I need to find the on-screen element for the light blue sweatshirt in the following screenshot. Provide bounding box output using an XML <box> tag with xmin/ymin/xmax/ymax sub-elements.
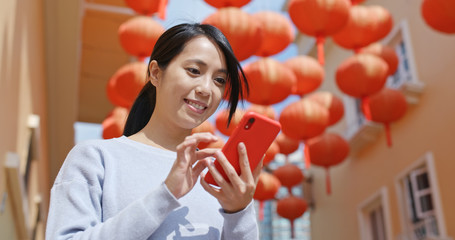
<box><xmin>45</xmin><ymin>136</ymin><xmax>258</xmax><ymax>239</ymax></box>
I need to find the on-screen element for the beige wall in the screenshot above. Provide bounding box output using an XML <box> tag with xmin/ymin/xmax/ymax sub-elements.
<box><xmin>1</xmin><ymin>0</ymin><xmax>81</xmax><ymax>239</ymax></box>
<box><xmin>310</xmin><ymin>0</ymin><xmax>455</xmax><ymax>239</ymax></box>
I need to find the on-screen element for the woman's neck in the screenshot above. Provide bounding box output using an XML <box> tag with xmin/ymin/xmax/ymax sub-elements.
<box><xmin>128</xmin><ymin>116</ymin><xmax>192</xmax><ymax>152</ymax></box>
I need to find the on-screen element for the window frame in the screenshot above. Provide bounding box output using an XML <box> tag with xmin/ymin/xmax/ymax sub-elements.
<box><xmin>357</xmin><ymin>187</ymin><xmax>393</xmax><ymax>240</ymax></box>
<box><xmin>394</xmin><ymin>152</ymin><xmax>448</xmax><ymax>239</ymax></box>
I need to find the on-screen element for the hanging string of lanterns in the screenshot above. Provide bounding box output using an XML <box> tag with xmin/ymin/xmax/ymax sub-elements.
<box><xmin>98</xmin><ymin>0</ymin><xmax>439</xmax><ymax>234</ymax></box>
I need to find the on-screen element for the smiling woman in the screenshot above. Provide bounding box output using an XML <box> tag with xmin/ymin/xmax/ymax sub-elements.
<box><xmin>45</xmin><ymin>23</ymin><xmax>260</xmax><ymax>240</ymax></box>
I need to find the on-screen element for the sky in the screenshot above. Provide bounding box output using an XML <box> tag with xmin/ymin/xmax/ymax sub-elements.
<box><xmin>75</xmin><ymin>0</ymin><xmax>301</xmax><ymax>144</ymax></box>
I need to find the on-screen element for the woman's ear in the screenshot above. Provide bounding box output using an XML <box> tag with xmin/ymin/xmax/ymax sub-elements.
<box><xmin>148</xmin><ymin>60</ymin><xmax>161</xmax><ymax>87</ymax></box>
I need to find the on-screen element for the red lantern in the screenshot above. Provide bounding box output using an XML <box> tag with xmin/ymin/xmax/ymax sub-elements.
<box><xmin>118</xmin><ymin>16</ymin><xmax>165</xmax><ymax>60</ymax></box>
<box><xmin>263</xmin><ymin>141</ymin><xmax>280</xmax><ymax>165</ymax></box>
<box><xmin>253</xmin><ymin>11</ymin><xmax>295</xmax><ymax>57</ymax></box>
<box><xmin>204</xmin><ymin>135</ymin><xmax>225</xmax><ymax>149</ymax></box>
<box><xmin>279</xmin><ymin>98</ymin><xmax>329</xmax><ymax>141</ymax></box>
<box><xmin>203</xmin><ymin>7</ymin><xmax>262</xmax><ymax>61</ymax></box>
<box><xmin>124</xmin><ymin>0</ymin><xmax>168</xmax><ymax>19</ymax></box>
<box><xmin>359</xmin><ymin>43</ymin><xmax>399</xmax><ymax>76</ymax></box>
<box><xmin>307</xmin><ymin>91</ymin><xmax>345</xmax><ymax>126</ymax></box>
<box><xmin>335</xmin><ymin>53</ymin><xmax>389</xmax><ymax>98</ymax></box>
<box><xmin>422</xmin><ymin>0</ymin><xmax>455</xmax><ymax>34</ymax></box>
<box><xmin>247</xmin><ymin>104</ymin><xmax>276</xmax><ymax>120</ymax></box>
<box><xmin>243</xmin><ymin>58</ymin><xmax>296</xmax><ymax>105</ymax></box>
<box><xmin>288</xmin><ymin>0</ymin><xmax>351</xmax><ymax>64</ymax></box>
<box><xmin>215</xmin><ymin>108</ymin><xmax>245</xmax><ymax>136</ymax></box>
<box><xmin>273</xmin><ymin>164</ymin><xmax>304</xmax><ymax>193</ymax></box>
<box><xmin>107</xmin><ymin>61</ymin><xmax>148</xmax><ymax>108</ymax></box>
<box><xmin>192</xmin><ymin>121</ymin><xmax>216</xmax><ymax>149</ymax></box>
<box><xmin>204</xmin><ymin>0</ymin><xmax>251</xmax><ymax>8</ymax></box>
<box><xmin>284</xmin><ymin>56</ymin><xmax>324</xmax><ymax>96</ymax></box>
<box><xmin>254</xmin><ymin>171</ymin><xmax>281</xmax><ymax>220</ymax></box>
<box><xmin>332</xmin><ymin>5</ymin><xmax>393</xmax><ymax>52</ymax></box>
<box><xmin>192</xmin><ymin>120</ymin><xmax>215</xmax><ymax>135</ymax></box>
<box><xmin>304</xmin><ymin>133</ymin><xmax>349</xmax><ymax>194</ymax></box>
<box><xmin>275</xmin><ymin>133</ymin><xmax>300</xmax><ymax>156</ymax></box>
<box><xmin>276</xmin><ymin>196</ymin><xmax>308</xmax><ymax>239</ymax></box>
<box><xmin>102</xmin><ymin>107</ymin><xmax>129</xmax><ymax>139</ymax></box>
<box><xmin>351</xmin><ymin>0</ymin><xmax>365</xmax><ymax>4</ymax></box>
<box><xmin>362</xmin><ymin>88</ymin><xmax>407</xmax><ymax>147</ymax></box>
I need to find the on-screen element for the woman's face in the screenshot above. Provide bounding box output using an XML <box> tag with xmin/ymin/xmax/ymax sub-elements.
<box><xmin>151</xmin><ymin>36</ymin><xmax>227</xmax><ymax>130</ymax></box>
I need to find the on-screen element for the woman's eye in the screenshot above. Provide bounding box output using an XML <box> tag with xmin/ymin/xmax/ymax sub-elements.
<box><xmin>187</xmin><ymin>68</ymin><xmax>200</xmax><ymax>75</ymax></box>
<box><xmin>214</xmin><ymin>77</ymin><xmax>226</xmax><ymax>85</ymax></box>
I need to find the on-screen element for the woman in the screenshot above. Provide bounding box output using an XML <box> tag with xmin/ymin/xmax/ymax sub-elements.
<box><xmin>45</xmin><ymin>23</ymin><xmax>260</xmax><ymax>240</ymax></box>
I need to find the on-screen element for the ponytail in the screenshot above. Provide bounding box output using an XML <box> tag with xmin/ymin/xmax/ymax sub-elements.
<box><xmin>123</xmin><ymin>82</ymin><xmax>156</xmax><ymax>136</ymax></box>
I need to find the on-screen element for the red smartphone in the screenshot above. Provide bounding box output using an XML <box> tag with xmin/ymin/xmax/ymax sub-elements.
<box><xmin>204</xmin><ymin>111</ymin><xmax>281</xmax><ymax>186</ymax></box>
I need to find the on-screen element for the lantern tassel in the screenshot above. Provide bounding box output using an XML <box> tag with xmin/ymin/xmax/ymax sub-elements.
<box><xmin>326</xmin><ymin>167</ymin><xmax>331</xmax><ymax>195</ymax></box>
<box><xmin>259</xmin><ymin>201</ymin><xmax>264</xmax><ymax>221</ymax></box>
<box><xmin>157</xmin><ymin>0</ymin><xmax>168</xmax><ymax>20</ymax></box>
<box><xmin>361</xmin><ymin>96</ymin><xmax>372</xmax><ymax>119</ymax></box>
<box><xmin>303</xmin><ymin>143</ymin><xmax>311</xmax><ymax>170</ymax></box>
<box><xmin>384</xmin><ymin>123</ymin><xmax>392</xmax><ymax>147</ymax></box>
<box><xmin>316</xmin><ymin>36</ymin><xmax>325</xmax><ymax>66</ymax></box>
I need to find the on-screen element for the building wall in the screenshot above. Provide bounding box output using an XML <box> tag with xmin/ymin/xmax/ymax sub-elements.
<box><xmin>0</xmin><ymin>0</ymin><xmax>57</xmax><ymax>239</ymax></box>
<box><xmin>309</xmin><ymin>0</ymin><xmax>455</xmax><ymax>239</ymax></box>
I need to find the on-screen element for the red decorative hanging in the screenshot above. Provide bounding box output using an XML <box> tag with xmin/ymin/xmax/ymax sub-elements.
<box><xmin>422</xmin><ymin>0</ymin><xmax>455</xmax><ymax>34</ymax></box>
<box><xmin>288</xmin><ymin>0</ymin><xmax>351</xmax><ymax>65</ymax></box>
<box><xmin>273</xmin><ymin>164</ymin><xmax>304</xmax><ymax>194</ymax></box>
<box><xmin>253</xmin><ymin>11</ymin><xmax>295</xmax><ymax>57</ymax></box>
<box><xmin>247</xmin><ymin>104</ymin><xmax>276</xmax><ymax>120</ymax></box>
<box><xmin>332</xmin><ymin>5</ymin><xmax>393</xmax><ymax>52</ymax></box>
<box><xmin>279</xmin><ymin>98</ymin><xmax>329</xmax><ymax>141</ymax></box>
<box><xmin>304</xmin><ymin>133</ymin><xmax>349</xmax><ymax>194</ymax></box>
<box><xmin>203</xmin><ymin>135</ymin><xmax>225</xmax><ymax>149</ymax></box>
<box><xmin>215</xmin><ymin>108</ymin><xmax>245</xmax><ymax>136</ymax></box>
<box><xmin>335</xmin><ymin>53</ymin><xmax>389</xmax><ymax>98</ymax></box>
<box><xmin>242</xmin><ymin>58</ymin><xmax>296</xmax><ymax>105</ymax></box>
<box><xmin>118</xmin><ymin>16</ymin><xmax>165</xmax><ymax>60</ymax></box>
<box><xmin>203</xmin><ymin>7</ymin><xmax>262</xmax><ymax>61</ymax></box>
<box><xmin>350</xmin><ymin>0</ymin><xmax>365</xmax><ymax>4</ymax></box>
<box><xmin>254</xmin><ymin>171</ymin><xmax>281</xmax><ymax>220</ymax></box>
<box><xmin>102</xmin><ymin>107</ymin><xmax>129</xmax><ymax>139</ymax></box>
<box><xmin>307</xmin><ymin>91</ymin><xmax>345</xmax><ymax>126</ymax></box>
<box><xmin>192</xmin><ymin>121</ymin><xmax>216</xmax><ymax>149</ymax></box>
<box><xmin>361</xmin><ymin>88</ymin><xmax>407</xmax><ymax>147</ymax></box>
<box><xmin>107</xmin><ymin>61</ymin><xmax>148</xmax><ymax>108</ymax></box>
<box><xmin>359</xmin><ymin>43</ymin><xmax>399</xmax><ymax>76</ymax></box>
<box><xmin>124</xmin><ymin>0</ymin><xmax>168</xmax><ymax>19</ymax></box>
<box><xmin>263</xmin><ymin>141</ymin><xmax>280</xmax><ymax>165</ymax></box>
<box><xmin>276</xmin><ymin>196</ymin><xmax>308</xmax><ymax>239</ymax></box>
<box><xmin>275</xmin><ymin>133</ymin><xmax>300</xmax><ymax>156</ymax></box>
<box><xmin>204</xmin><ymin>0</ymin><xmax>251</xmax><ymax>8</ymax></box>
<box><xmin>284</xmin><ymin>55</ymin><xmax>324</xmax><ymax>96</ymax></box>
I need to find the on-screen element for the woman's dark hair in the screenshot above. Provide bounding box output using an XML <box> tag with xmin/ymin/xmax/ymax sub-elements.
<box><xmin>123</xmin><ymin>23</ymin><xmax>249</xmax><ymax>136</ymax></box>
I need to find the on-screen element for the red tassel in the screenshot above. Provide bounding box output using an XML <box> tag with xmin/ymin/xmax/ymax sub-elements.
<box><xmin>384</xmin><ymin>123</ymin><xmax>392</xmax><ymax>147</ymax></box>
<box><xmin>316</xmin><ymin>36</ymin><xmax>325</xmax><ymax>66</ymax></box>
<box><xmin>361</xmin><ymin>96</ymin><xmax>371</xmax><ymax>120</ymax></box>
<box><xmin>326</xmin><ymin>167</ymin><xmax>331</xmax><ymax>195</ymax></box>
<box><xmin>303</xmin><ymin>143</ymin><xmax>311</xmax><ymax>170</ymax></box>
<box><xmin>259</xmin><ymin>201</ymin><xmax>264</xmax><ymax>221</ymax></box>
<box><xmin>157</xmin><ymin>0</ymin><xmax>167</xmax><ymax>20</ymax></box>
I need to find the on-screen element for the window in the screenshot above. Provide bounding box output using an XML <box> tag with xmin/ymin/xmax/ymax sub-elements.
<box><xmin>358</xmin><ymin>187</ymin><xmax>392</xmax><ymax>240</ymax></box>
<box><xmin>395</xmin><ymin>152</ymin><xmax>449</xmax><ymax>240</ymax></box>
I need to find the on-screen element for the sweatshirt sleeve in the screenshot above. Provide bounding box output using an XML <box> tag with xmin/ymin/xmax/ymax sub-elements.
<box><xmin>45</xmin><ymin>142</ymin><xmax>181</xmax><ymax>240</ymax></box>
<box><xmin>220</xmin><ymin>201</ymin><xmax>259</xmax><ymax>240</ymax></box>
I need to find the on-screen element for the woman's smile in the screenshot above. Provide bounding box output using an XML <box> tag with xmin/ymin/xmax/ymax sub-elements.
<box><xmin>184</xmin><ymin>98</ymin><xmax>208</xmax><ymax>114</ymax></box>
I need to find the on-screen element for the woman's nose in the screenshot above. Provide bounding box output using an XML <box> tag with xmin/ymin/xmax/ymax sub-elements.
<box><xmin>196</xmin><ymin>77</ymin><xmax>211</xmax><ymax>96</ymax></box>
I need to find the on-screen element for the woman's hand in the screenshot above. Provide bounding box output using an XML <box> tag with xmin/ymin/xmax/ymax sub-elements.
<box><xmin>164</xmin><ymin>133</ymin><xmax>218</xmax><ymax>199</ymax></box>
<box><xmin>200</xmin><ymin>142</ymin><xmax>262</xmax><ymax>213</ymax></box>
